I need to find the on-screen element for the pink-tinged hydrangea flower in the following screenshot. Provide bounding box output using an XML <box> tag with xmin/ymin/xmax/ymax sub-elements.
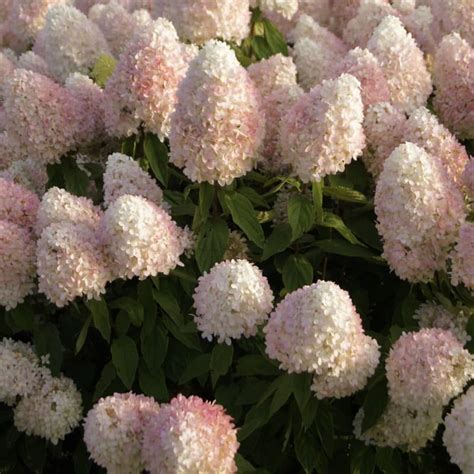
<box><xmin>280</xmin><ymin>74</ymin><xmax>365</xmax><ymax>183</ymax></box>
<box><xmin>362</xmin><ymin>102</ymin><xmax>407</xmax><ymax>178</ymax></box>
<box><xmin>0</xmin><ymin>159</ymin><xmax>48</xmax><ymax>195</ymax></box>
<box><xmin>14</xmin><ymin>373</ymin><xmax>83</xmax><ymax>444</ymax></box>
<box><xmin>374</xmin><ymin>143</ymin><xmax>465</xmax><ymax>282</ymax></box>
<box><xmin>0</xmin><ymin>49</ymin><xmax>16</xmax><ymax>100</ymax></box>
<box><xmin>193</xmin><ymin>259</ymin><xmax>274</xmax><ymax>344</ymax></box>
<box><xmin>386</xmin><ymin>328</ymin><xmax>474</xmax><ymax>411</ymax></box>
<box><xmin>36</xmin><ymin>187</ymin><xmax>102</xmax><ymax>235</ymax></box>
<box><xmin>3</xmin><ymin>69</ymin><xmax>78</xmax><ymax>165</ymax></box>
<box><xmin>142</xmin><ymin>394</ymin><xmax>239</xmax><ymax>474</ymax></box>
<box><xmin>89</xmin><ymin>1</ymin><xmax>152</xmax><ymax>57</ymax></box>
<box><xmin>354</xmin><ymin>401</ymin><xmax>443</xmax><ymax>452</ymax></box>
<box><xmin>3</xmin><ymin>0</ymin><xmax>69</xmax><ymax>52</ymax></box>
<box><xmin>75</xmin><ymin>0</ymin><xmax>153</xmax><ymax>14</ymax></box>
<box><xmin>0</xmin><ymin>338</ymin><xmax>44</xmax><ymax>405</ymax></box>
<box><xmin>154</xmin><ymin>0</ymin><xmax>250</xmax><ymax>45</ymax></box>
<box><xmin>103</xmin><ymin>153</ymin><xmax>163</xmax><ymax>208</ymax></box>
<box><xmin>443</xmin><ymin>386</ymin><xmax>474</xmax><ymax>474</ymax></box>
<box><xmin>37</xmin><ymin>222</ymin><xmax>112</xmax><ymax>307</ymax></box>
<box><xmin>17</xmin><ymin>51</ymin><xmax>51</xmax><ymax>77</ymax></box>
<box><xmin>103</xmin><ymin>18</ymin><xmax>195</xmax><ymax>139</ymax></box>
<box><xmin>330</xmin><ymin>0</ymin><xmax>363</xmax><ymax>35</ymax></box>
<box><xmin>429</xmin><ymin>0</ymin><xmax>474</xmax><ymax>46</ymax></box>
<box><xmin>414</xmin><ymin>302</ymin><xmax>471</xmax><ymax>346</ymax></box>
<box><xmin>404</xmin><ymin>107</ymin><xmax>469</xmax><ymax>186</ymax></box>
<box><xmin>265</xmin><ymin>281</ymin><xmax>367</xmax><ymax>374</ymax></box>
<box><xmin>0</xmin><ymin>177</ymin><xmax>39</xmax><ymax>230</ymax></box>
<box><xmin>170</xmin><ymin>40</ymin><xmax>264</xmax><ymax>185</ymax></box>
<box><xmin>33</xmin><ymin>5</ymin><xmax>110</xmax><ymax>82</ymax></box>
<box><xmin>450</xmin><ymin>222</ymin><xmax>474</xmax><ymax>291</ymax></box>
<box><xmin>0</xmin><ymin>131</ymin><xmax>26</xmax><ymax>169</ymax></box>
<box><xmin>367</xmin><ymin>15</ymin><xmax>432</xmax><ymax>113</ymax></box>
<box><xmin>0</xmin><ymin>0</ymin><xmax>13</xmax><ymax>22</ymax></box>
<box><xmin>84</xmin><ymin>392</ymin><xmax>160</xmax><ymax>474</ymax></box>
<box><xmin>463</xmin><ymin>159</ymin><xmax>474</xmax><ymax>201</ymax></box>
<box><xmin>65</xmin><ymin>73</ymin><xmax>105</xmax><ymax>145</ymax></box>
<box><xmin>99</xmin><ymin>194</ymin><xmax>187</xmax><ymax>280</ymax></box>
<box><xmin>311</xmin><ymin>332</ymin><xmax>380</xmax><ymax>399</ymax></box>
<box><xmin>336</xmin><ymin>47</ymin><xmax>390</xmax><ymax>107</ymax></box>
<box><xmin>291</xmin><ymin>15</ymin><xmax>348</xmax><ymax>90</ymax></box>
<box><xmin>402</xmin><ymin>5</ymin><xmax>436</xmax><ymax>53</ymax></box>
<box><xmin>433</xmin><ymin>33</ymin><xmax>474</xmax><ymax>140</ymax></box>
<box><xmin>343</xmin><ymin>0</ymin><xmax>396</xmax><ymax>48</ymax></box>
<box><xmin>257</xmin><ymin>0</ymin><xmax>298</xmax><ymax>19</ymax></box>
<box><xmin>247</xmin><ymin>54</ymin><xmax>303</xmax><ymax>172</ymax></box>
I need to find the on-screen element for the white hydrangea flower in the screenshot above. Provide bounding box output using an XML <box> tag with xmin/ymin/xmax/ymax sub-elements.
<box><xmin>33</xmin><ymin>4</ymin><xmax>110</xmax><ymax>82</ymax></box>
<box><xmin>17</xmin><ymin>51</ymin><xmax>52</xmax><ymax>77</ymax></box>
<box><xmin>450</xmin><ymin>222</ymin><xmax>474</xmax><ymax>292</ymax></box>
<box><xmin>14</xmin><ymin>373</ymin><xmax>83</xmax><ymax>444</ymax></box>
<box><xmin>193</xmin><ymin>259</ymin><xmax>274</xmax><ymax>344</ymax></box>
<box><xmin>0</xmin><ymin>338</ymin><xmax>44</xmax><ymax>405</ymax></box>
<box><xmin>354</xmin><ymin>402</ymin><xmax>443</xmax><ymax>452</ymax></box>
<box><xmin>99</xmin><ymin>194</ymin><xmax>187</xmax><ymax>280</ymax></box>
<box><xmin>103</xmin><ymin>153</ymin><xmax>163</xmax><ymax>208</ymax></box>
<box><xmin>443</xmin><ymin>386</ymin><xmax>474</xmax><ymax>474</ymax></box>
<box><xmin>84</xmin><ymin>392</ymin><xmax>160</xmax><ymax>474</ymax></box>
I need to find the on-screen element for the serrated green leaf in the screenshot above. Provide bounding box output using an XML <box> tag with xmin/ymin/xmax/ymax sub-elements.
<box><xmin>225</xmin><ymin>192</ymin><xmax>265</xmax><ymax>248</ymax></box>
<box><xmin>269</xmin><ymin>374</ymin><xmax>293</xmax><ymax>416</ymax></box>
<box><xmin>86</xmin><ymin>297</ymin><xmax>111</xmax><ymax>343</ymax></box>
<box><xmin>361</xmin><ymin>379</ymin><xmax>388</xmax><ymax>433</ymax></box>
<box><xmin>61</xmin><ymin>156</ymin><xmax>90</xmax><ymax>197</ymax></box>
<box><xmin>292</xmin><ymin>373</ymin><xmax>312</xmax><ymax>414</ymax></box>
<box><xmin>320</xmin><ymin>212</ymin><xmax>365</xmax><ymax>245</ymax></box>
<box><xmin>75</xmin><ymin>315</ymin><xmax>92</xmax><ymax>355</ymax></box>
<box><xmin>315</xmin><ymin>239</ymin><xmax>384</xmax><ymax>264</ymax></box>
<box><xmin>262</xmin><ymin>223</ymin><xmax>293</xmax><ymax>260</ymax></box>
<box><xmin>141</xmin><ymin>322</ymin><xmax>168</xmax><ymax>373</ymax></box>
<box><xmin>323</xmin><ymin>186</ymin><xmax>368</xmax><ymax>204</ymax></box>
<box><xmin>111</xmin><ymin>336</ymin><xmax>138</xmax><ymax>389</ymax></box>
<box><xmin>211</xmin><ymin>343</ymin><xmax>234</xmax><ymax>377</ymax></box>
<box><xmin>138</xmin><ymin>363</ymin><xmax>168</xmax><ymax>401</ymax></box>
<box><xmin>282</xmin><ymin>254</ymin><xmax>313</xmax><ymax>291</ymax></box>
<box><xmin>195</xmin><ymin>218</ymin><xmax>229</xmax><ymax>272</ymax></box>
<box><xmin>262</xmin><ymin>18</ymin><xmax>289</xmax><ymax>56</ymax></box>
<box><xmin>92</xmin><ymin>362</ymin><xmax>116</xmax><ymax>401</ymax></box>
<box><xmin>236</xmin><ymin>355</ymin><xmax>280</xmax><ymax>376</ymax></box>
<box><xmin>288</xmin><ymin>194</ymin><xmax>314</xmax><ymax>240</ymax></box>
<box><xmin>143</xmin><ymin>134</ymin><xmax>169</xmax><ymax>187</ymax></box>
<box><xmin>198</xmin><ymin>182</ymin><xmax>215</xmax><ymax>222</ymax></box>
<box><xmin>110</xmin><ymin>297</ymin><xmax>144</xmax><ymax>327</ymax></box>
<box><xmin>179</xmin><ymin>353</ymin><xmax>211</xmax><ymax>384</ymax></box>
<box><xmin>316</xmin><ymin>403</ymin><xmax>334</xmax><ymax>457</ymax></box>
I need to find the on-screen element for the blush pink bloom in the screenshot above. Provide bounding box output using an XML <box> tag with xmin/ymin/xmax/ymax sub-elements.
<box><xmin>450</xmin><ymin>222</ymin><xmax>474</xmax><ymax>291</ymax></box>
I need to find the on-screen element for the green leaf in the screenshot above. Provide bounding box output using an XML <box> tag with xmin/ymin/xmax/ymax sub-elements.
<box><xmin>34</xmin><ymin>323</ymin><xmax>63</xmax><ymax>376</ymax></box>
<box><xmin>73</xmin><ymin>440</ymin><xmax>92</xmax><ymax>474</ymax></box>
<box><xmin>295</xmin><ymin>432</ymin><xmax>319</xmax><ymax>474</ymax></box>
<box><xmin>238</xmin><ymin>186</ymin><xmax>268</xmax><ymax>208</ymax></box>
<box><xmin>111</xmin><ymin>336</ymin><xmax>139</xmax><ymax>389</ymax></box>
<box><xmin>316</xmin><ymin>403</ymin><xmax>334</xmax><ymax>457</ymax></box>
<box><xmin>288</xmin><ymin>194</ymin><xmax>314</xmax><ymax>240</ymax></box>
<box><xmin>346</xmin><ymin>216</ymin><xmax>383</xmax><ymax>251</ymax></box>
<box><xmin>312</xmin><ymin>181</ymin><xmax>324</xmax><ymax>224</ymax></box>
<box><xmin>235</xmin><ymin>454</ymin><xmax>256</xmax><ymax>473</ymax></box>
<box><xmin>302</xmin><ymin>397</ymin><xmax>319</xmax><ymax>429</ymax></box>
<box><xmin>225</xmin><ymin>192</ymin><xmax>265</xmax><ymax>248</ymax></box>
<box><xmin>90</xmin><ymin>54</ymin><xmax>116</xmax><ymax>87</ymax></box>
<box><xmin>262</xmin><ymin>223</ymin><xmax>293</xmax><ymax>260</ymax></box>
<box><xmin>110</xmin><ymin>297</ymin><xmax>144</xmax><ymax>327</ymax></box>
<box><xmin>143</xmin><ymin>134</ymin><xmax>169</xmax><ymax>187</ymax></box>
<box><xmin>92</xmin><ymin>362</ymin><xmax>116</xmax><ymax>401</ymax></box>
<box><xmin>141</xmin><ymin>322</ymin><xmax>168</xmax><ymax>373</ymax></box>
<box><xmin>315</xmin><ymin>239</ymin><xmax>384</xmax><ymax>264</ymax></box>
<box><xmin>161</xmin><ymin>316</ymin><xmax>202</xmax><ymax>352</ymax></box>
<box><xmin>323</xmin><ymin>186</ymin><xmax>368</xmax><ymax>204</ymax></box>
<box><xmin>86</xmin><ymin>298</ymin><xmax>111</xmax><ymax>343</ymax></box>
<box><xmin>199</xmin><ymin>182</ymin><xmax>215</xmax><ymax>221</ymax></box>
<box><xmin>75</xmin><ymin>316</ymin><xmax>92</xmax><ymax>354</ymax></box>
<box><xmin>238</xmin><ymin>398</ymin><xmax>272</xmax><ymax>441</ymax></box>
<box><xmin>211</xmin><ymin>343</ymin><xmax>234</xmax><ymax>377</ymax></box>
<box><xmin>361</xmin><ymin>379</ymin><xmax>388</xmax><ymax>433</ymax></box>
<box><xmin>262</xmin><ymin>18</ymin><xmax>289</xmax><ymax>56</ymax></box>
<box><xmin>179</xmin><ymin>353</ymin><xmax>211</xmax><ymax>384</ymax></box>
<box><xmin>320</xmin><ymin>212</ymin><xmax>365</xmax><ymax>245</ymax></box>
<box><xmin>251</xmin><ymin>36</ymin><xmax>272</xmax><ymax>59</ymax></box>
<box><xmin>292</xmin><ymin>373</ymin><xmax>312</xmax><ymax>414</ymax></box>
<box><xmin>195</xmin><ymin>218</ymin><xmax>229</xmax><ymax>272</ymax></box>
<box><xmin>236</xmin><ymin>355</ymin><xmax>280</xmax><ymax>376</ymax></box>
<box><xmin>269</xmin><ymin>374</ymin><xmax>294</xmax><ymax>416</ymax></box>
<box><xmin>8</xmin><ymin>303</ymin><xmax>38</xmax><ymax>332</ymax></box>
<box><xmin>282</xmin><ymin>254</ymin><xmax>313</xmax><ymax>291</ymax></box>
<box><xmin>138</xmin><ymin>363</ymin><xmax>168</xmax><ymax>401</ymax></box>
<box><xmin>19</xmin><ymin>436</ymin><xmax>47</xmax><ymax>474</ymax></box>
<box><xmin>121</xmin><ymin>135</ymin><xmax>136</xmax><ymax>157</ymax></box>
<box><xmin>61</xmin><ymin>156</ymin><xmax>90</xmax><ymax>197</ymax></box>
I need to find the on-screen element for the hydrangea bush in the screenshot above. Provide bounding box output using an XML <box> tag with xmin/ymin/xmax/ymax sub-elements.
<box><xmin>0</xmin><ymin>0</ymin><xmax>473</xmax><ymax>473</ymax></box>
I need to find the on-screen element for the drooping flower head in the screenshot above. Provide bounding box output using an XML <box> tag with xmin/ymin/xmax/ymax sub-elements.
<box><xmin>33</xmin><ymin>4</ymin><xmax>110</xmax><ymax>82</ymax></box>
<box><xmin>103</xmin><ymin>153</ymin><xmax>163</xmax><ymax>208</ymax></box>
<box><xmin>367</xmin><ymin>15</ymin><xmax>432</xmax><ymax>113</ymax></box>
<box><xmin>193</xmin><ymin>259</ymin><xmax>274</xmax><ymax>344</ymax></box>
<box><xmin>0</xmin><ymin>177</ymin><xmax>39</xmax><ymax>230</ymax></box>
<box><xmin>36</xmin><ymin>187</ymin><xmax>102</xmax><ymax>235</ymax></box>
<box><xmin>170</xmin><ymin>40</ymin><xmax>264</xmax><ymax>185</ymax></box>
<box><xmin>443</xmin><ymin>386</ymin><xmax>474</xmax><ymax>474</ymax></box>
<box><xmin>450</xmin><ymin>222</ymin><xmax>474</xmax><ymax>291</ymax></box>
<box><xmin>37</xmin><ymin>222</ymin><xmax>112</xmax><ymax>307</ymax></box>
<box><xmin>153</xmin><ymin>0</ymin><xmax>250</xmax><ymax>45</ymax></box>
<box><xmin>3</xmin><ymin>69</ymin><xmax>79</xmax><ymax>165</ymax></box>
<box><xmin>0</xmin><ymin>220</ymin><xmax>36</xmax><ymax>309</ymax></box>
<box><xmin>142</xmin><ymin>394</ymin><xmax>239</xmax><ymax>474</ymax></box>
<box><xmin>14</xmin><ymin>373</ymin><xmax>83</xmax><ymax>444</ymax></box>
<box><xmin>433</xmin><ymin>33</ymin><xmax>474</xmax><ymax>139</ymax></box>
<box><xmin>280</xmin><ymin>73</ymin><xmax>365</xmax><ymax>183</ymax></box>
<box><xmin>99</xmin><ymin>195</ymin><xmax>187</xmax><ymax>280</ymax></box>
<box><xmin>84</xmin><ymin>392</ymin><xmax>160</xmax><ymax>474</ymax></box>
<box><xmin>375</xmin><ymin>143</ymin><xmax>465</xmax><ymax>282</ymax></box>
<box><xmin>385</xmin><ymin>328</ymin><xmax>474</xmax><ymax>411</ymax></box>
